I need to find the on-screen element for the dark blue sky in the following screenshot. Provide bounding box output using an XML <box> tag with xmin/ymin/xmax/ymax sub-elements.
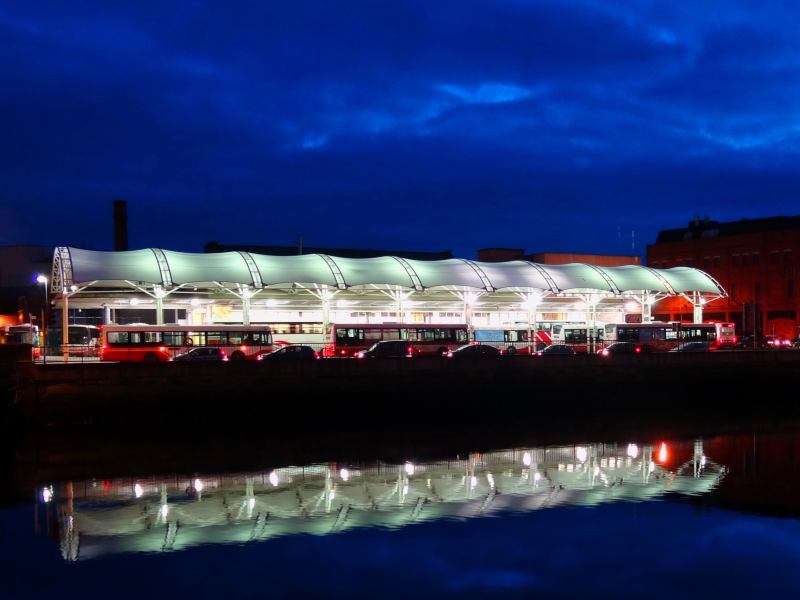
<box><xmin>2</xmin><ymin>1</ymin><xmax>799</xmax><ymax>258</ymax></box>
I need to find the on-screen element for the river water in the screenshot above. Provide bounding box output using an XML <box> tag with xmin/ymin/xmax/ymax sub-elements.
<box><xmin>2</xmin><ymin>430</ymin><xmax>800</xmax><ymax>599</ymax></box>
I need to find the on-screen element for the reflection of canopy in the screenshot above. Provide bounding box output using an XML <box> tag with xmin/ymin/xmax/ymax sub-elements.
<box><xmin>54</xmin><ymin>444</ymin><xmax>725</xmax><ymax>561</ymax></box>
<box><xmin>55</xmin><ymin>248</ymin><xmax>725</xmax><ymax>295</ymax></box>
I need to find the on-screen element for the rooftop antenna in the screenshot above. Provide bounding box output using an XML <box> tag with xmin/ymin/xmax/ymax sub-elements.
<box><xmin>618</xmin><ymin>226</ymin><xmax>620</xmax><ymax>254</ymax></box>
<box><xmin>298</xmin><ymin>235</ymin><xmax>303</xmax><ymax>255</ymax></box>
<box><xmin>632</xmin><ymin>230</ymin><xmax>634</xmax><ymax>252</ymax></box>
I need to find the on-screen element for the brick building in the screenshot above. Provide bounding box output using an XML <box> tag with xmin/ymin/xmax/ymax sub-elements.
<box><xmin>477</xmin><ymin>248</ymin><xmax>640</xmax><ymax>266</ymax></box>
<box><xmin>646</xmin><ymin>215</ymin><xmax>800</xmax><ymax>338</ymax></box>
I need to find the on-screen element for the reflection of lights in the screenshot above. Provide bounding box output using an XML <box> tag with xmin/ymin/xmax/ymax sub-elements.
<box><xmin>328</xmin><ymin>489</ymin><xmax>335</xmax><ymax>501</ymax></box>
<box><xmin>470</xmin><ymin>476</ymin><xmax>477</xmax><ymax>488</ymax></box>
<box><xmin>134</xmin><ymin>484</ymin><xmax>143</xmax><ymax>498</ymax></box>
<box><xmin>341</xmin><ymin>469</ymin><xmax>349</xmax><ymax>481</ymax></box>
<box><xmin>194</xmin><ymin>479</ymin><xmax>203</xmax><ymax>492</ymax></box>
<box><xmin>576</xmin><ymin>447</ymin><xmax>587</xmax><ymax>462</ymax></box>
<box><xmin>269</xmin><ymin>472</ymin><xmax>279</xmax><ymax>486</ymax></box>
<box><xmin>649</xmin><ymin>461</ymin><xmax>655</xmax><ymax>473</ymax></box>
<box><xmin>248</xmin><ymin>497</ymin><xmax>255</xmax><ymax>509</ymax></box>
<box><xmin>701</xmin><ymin>455</ymin><xmax>706</xmax><ymax>466</ymax></box>
<box><xmin>593</xmin><ymin>466</ymin><xmax>600</xmax><ymax>477</ymax></box>
<box><xmin>534</xmin><ymin>472</ymin><xmax>541</xmax><ymax>481</ymax></box>
<box><xmin>402</xmin><ymin>485</ymin><xmax>408</xmax><ymax>496</ymax></box>
<box><xmin>627</xmin><ymin>444</ymin><xmax>639</xmax><ymax>458</ymax></box>
<box><xmin>658</xmin><ymin>443</ymin><xmax>668</xmax><ymax>462</ymax></box>
<box><xmin>42</xmin><ymin>488</ymin><xmax>52</xmax><ymax>503</ymax></box>
<box><xmin>405</xmin><ymin>463</ymin><xmax>415</xmax><ymax>476</ymax></box>
<box><xmin>487</xmin><ymin>473</ymin><xmax>495</xmax><ymax>488</ymax></box>
<box><xmin>522</xmin><ymin>452</ymin><xmax>532</xmax><ymax>466</ymax></box>
<box><xmin>161</xmin><ymin>504</ymin><xmax>169</xmax><ymax>517</ymax></box>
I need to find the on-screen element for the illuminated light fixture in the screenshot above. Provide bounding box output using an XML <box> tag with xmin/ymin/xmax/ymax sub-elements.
<box><xmin>161</xmin><ymin>504</ymin><xmax>169</xmax><ymax>518</ymax></box>
<box><xmin>402</xmin><ymin>485</ymin><xmax>408</xmax><ymax>496</ymax></box>
<box><xmin>129</xmin><ymin>298</ymin><xmax>139</xmax><ymax>306</ymax></box>
<box><xmin>323</xmin><ymin>291</ymin><xmax>334</xmax><ymax>300</ymax></box>
<box><xmin>70</xmin><ymin>285</ymin><xmax>78</xmax><ymax>292</ymax></box>
<box><xmin>574</xmin><ymin>301</ymin><xmax>586</xmax><ymax>310</ymax></box>
<box><xmin>336</xmin><ymin>299</ymin><xmax>349</xmax><ymax>307</ymax></box>
<box><xmin>42</xmin><ymin>487</ymin><xmax>52</xmax><ymax>503</ymax></box>
<box><xmin>627</xmin><ymin>444</ymin><xmax>639</xmax><ymax>458</ymax></box>
<box><xmin>701</xmin><ymin>455</ymin><xmax>706</xmax><ymax>467</ymax></box>
<box><xmin>625</xmin><ymin>301</ymin><xmax>638</xmax><ymax>311</ymax></box>
<box><xmin>194</xmin><ymin>479</ymin><xmax>203</xmax><ymax>492</ymax></box>
<box><xmin>649</xmin><ymin>461</ymin><xmax>655</xmax><ymax>473</ymax></box>
<box><xmin>405</xmin><ymin>463</ymin><xmax>415</xmax><ymax>476</ymax></box>
<box><xmin>35</xmin><ymin>275</ymin><xmax>47</xmax><ymax>284</ymax></box>
<box><xmin>328</xmin><ymin>489</ymin><xmax>335</xmax><ymax>501</ymax></box>
<box><xmin>464</xmin><ymin>292</ymin><xmax>478</xmax><ymax>305</ymax></box>
<box><xmin>470</xmin><ymin>476</ymin><xmax>477</xmax><ymax>488</ymax></box>
<box><xmin>269</xmin><ymin>471</ymin><xmax>279</xmax><ymax>486</ymax></box>
<box><xmin>154</xmin><ymin>288</ymin><xmax>166</xmax><ymax>298</ymax></box>
<box><xmin>522</xmin><ymin>452</ymin><xmax>532</xmax><ymax>466</ymax></box>
<box><xmin>576</xmin><ymin>447</ymin><xmax>588</xmax><ymax>463</ymax></box>
<box><xmin>593</xmin><ymin>466</ymin><xmax>600</xmax><ymax>477</ymax></box>
<box><xmin>658</xmin><ymin>442</ymin><xmax>668</xmax><ymax>462</ymax></box>
<box><xmin>340</xmin><ymin>469</ymin><xmax>349</xmax><ymax>481</ymax></box>
<box><xmin>534</xmin><ymin>472</ymin><xmax>541</xmax><ymax>481</ymax></box>
<box><xmin>248</xmin><ymin>497</ymin><xmax>255</xmax><ymax>509</ymax></box>
<box><xmin>265</xmin><ymin>299</ymin><xmax>277</xmax><ymax>307</ymax></box>
<box><xmin>134</xmin><ymin>484</ymin><xmax>143</xmax><ymax>498</ymax></box>
<box><xmin>646</xmin><ymin>295</ymin><xmax>656</xmax><ymax>305</ymax></box>
<box><xmin>190</xmin><ymin>298</ymin><xmax>201</xmax><ymax>306</ymax></box>
<box><xmin>241</xmin><ymin>289</ymin><xmax>252</xmax><ymax>299</ymax></box>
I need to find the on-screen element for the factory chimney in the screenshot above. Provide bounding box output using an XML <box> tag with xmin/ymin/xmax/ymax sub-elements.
<box><xmin>114</xmin><ymin>200</ymin><xmax>128</xmax><ymax>251</ymax></box>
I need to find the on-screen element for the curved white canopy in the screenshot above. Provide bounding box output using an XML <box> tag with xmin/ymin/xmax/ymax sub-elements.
<box><xmin>53</xmin><ymin>247</ymin><xmax>725</xmax><ymax>296</ymax></box>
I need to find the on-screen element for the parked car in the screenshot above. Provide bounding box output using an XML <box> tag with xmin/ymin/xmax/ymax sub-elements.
<box><xmin>446</xmin><ymin>343</ymin><xmax>502</xmax><ymax>358</ymax></box>
<box><xmin>536</xmin><ymin>345</ymin><xmax>575</xmax><ymax>356</ymax></box>
<box><xmin>764</xmin><ymin>335</ymin><xmax>792</xmax><ymax>348</ymax></box>
<box><xmin>257</xmin><ymin>345</ymin><xmax>319</xmax><ymax>361</ymax></box>
<box><xmin>792</xmin><ymin>337</ymin><xmax>800</xmax><ymax>349</ymax></box>
<box><xmin>669</xmin><ymin>342</ymin><xmax>718</xmax><ymax>353</ymax></box>
<box><xmin>356</xmin><ymin>340</ymin><xmax>413</xmax><ymax>358</ymax></box>
<box><xmin>171</xmin><ymin>347</ymin><xmax>228</xmax><ymax>362</ymax></box>
<box><xmin>597</xmin><ymin>342</ymin><xmax>653</xmax><ymax>356</ymax></box>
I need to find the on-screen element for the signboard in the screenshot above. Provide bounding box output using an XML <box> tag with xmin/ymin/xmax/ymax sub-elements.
<box><xmin>474</xmin><ymin>330</ymin><xmax>504</xmax><ymax>342</ymax></box>
<box><xmin>624</xmin><ymin>314</ymin><xmax>642</xmax><ymax>323</ymax></box>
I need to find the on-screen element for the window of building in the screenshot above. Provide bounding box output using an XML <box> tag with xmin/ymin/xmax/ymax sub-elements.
<box><xmin>742</xmin><ymin>254</ymin><xmax>750</xmax><ymax>266</ymax></box>
<box><xmin>731</xmin><ymin>284</ymin><xmax>736</xmax><ymax>302</ymax></box>
<box><xmin>785</xmin><ymin>250</ymin><xmax>792</xmax><ymax>263</ymax></box>
<box><xmin>755</xmin><ymin>282</ymin><xmax>761</xmax><ymax>301</ymax></box>
<box><xmin>790</xmin><ymin>280</ymin><xmax>795</xmax><ymax>300</ymax></box>
<box><xmin>752</xmin><ymin>253</ymin><xmax>760</xmax><ymax>265</ymax></box>
<box><xmin>686</xmin><ymin>258</ymin><xmax>693</xmax><ymax>267</ymax></box>
<box><xmin>713</xmin><ymin>256</ymin><xmax>720</xmax><ymax>268</ymax></box>
<box><xmin>732</xmin><ymin>255</ymin><xmax>739</xmax><ymax>267</ymax></box>
<box><xmin>661</xmin><ymin>261</ymin><xmax>667</xmax><ymax>269</ymax></box>
<box><xmin>676</xmin><ymin>259</ymin><xmax>683</xmax><ymax>266</ymax></box>
<box><xmin>772</xmin><ymin>251</ymin><xmax>779</xmax><ymax>264</ymax></box>
<box><xmin>650</xmin><ymin>261</ymin><xmax>658</xmax><ymax>268</ymax></box>
<box><xmin>703</xmin><ymin>257</ymin><xmax>710</xmax><ymax>269</ymax></box>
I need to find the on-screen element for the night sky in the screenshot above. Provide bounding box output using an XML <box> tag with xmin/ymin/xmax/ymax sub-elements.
<box><xmin>2</xmin><ymin>1</ymin><xmax>799</xmax><ymax>258</ymax></box>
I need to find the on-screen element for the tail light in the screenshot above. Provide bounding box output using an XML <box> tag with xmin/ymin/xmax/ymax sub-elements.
<box><xmin>341</xmin><ymin>350</ymin><xmax>346</xmax><ymax>355</ymax></box>
<box><xmin>733</xmin><ymin>337</ymin><xmax>737</xmax><ymax>343</ymax></box>
<box><xmin>710</xmin><ymin>346</ymin><xmax>718</xmax><ymax>351</ymax></box>
<box><xmin>408</xmin><ymin>346</ymin><xmax>413</xmax><ymax>353</ymax></box>
<box><xmin>716</xmin><ymin>337</ymin><xmax>722</xmax><ymax>344</ymax></box>
<box><xmin>447</xmin><ymin>352</ymin><xmax>453</xmax><ymax>358</ymax></box>
<box><xmin>471</xmin><ymin>341</ymin><xmax>478</xmax><ymax>345</ymax></box>
<box><xmin>221</xmin><ymin>350</ymin><xmax>226</xmax><ymax>355</ymax></box>
<box><xmin>536</xmin><ymin>352</ymin><xmax>543</xmax><ymax>356</ymax></box>
<box><xmin>240</xmin><ymin>345</ymin><xmax>248</xmax><ymax>351</ymax></box>
<box><xmin>314</xmin><ymin>351</ymin><xmax>320</xmax><ymax>359</ymax></box>
<box><xmin>602</xmin><ymin>350</ymin><xmax>609</xmax><ymax>356</ymax></box>
<box><xmin>499</xmin><ymin>349</ymin><xmax>504</xmax><ymax>355</ymax></box>
<box><xmin>635</xmin><ymin>347</ymin><xmax>641</xmax><ymax>353</ymax></box>
<box><xmin>159</xmin><ymin>346</ymin><xmax>166</xmax><ymax>352</ymax></box>
<box><xmin>356</xmin><ymin>353</ymin><xmax>364</xmax><ymax>359</ymax></box>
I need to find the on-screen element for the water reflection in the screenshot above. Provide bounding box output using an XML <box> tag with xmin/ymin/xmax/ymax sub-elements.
<box><xmin>42</xmin><ymin>440</ymin><xmax>727</xmax><ymax>562</ymax></box>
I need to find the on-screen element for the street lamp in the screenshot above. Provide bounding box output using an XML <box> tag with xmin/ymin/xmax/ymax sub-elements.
<box><xmin>34</xmin><ymin>275</ymin><xmax>48</xmax><ymax>352</ymax></box>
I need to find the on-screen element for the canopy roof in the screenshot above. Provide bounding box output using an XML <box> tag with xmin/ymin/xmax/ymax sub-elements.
<box><xmin>53</xmin><ymin>247</ymin><xmax>725</xmax><ymax>296</ymax></box>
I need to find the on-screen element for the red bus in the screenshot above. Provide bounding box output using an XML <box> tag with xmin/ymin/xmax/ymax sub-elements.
<box><xmin>100</xmin><ymin>325</ymin><xmax>273</xmax><ymax>362</ymax></box>
<box><xmin>602</xmin><ymin>322</ymin><xmax>723</xmax><ymax>352</ymax></box>
<box><xmin>324</xmin><ymin>324</ymin><xmax>468</xmax><ymax>357</ymax></box>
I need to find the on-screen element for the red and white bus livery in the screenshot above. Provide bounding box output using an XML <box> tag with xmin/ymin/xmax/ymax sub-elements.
<box><xmin>602</xmin><ymin>322</ymin><xmax>729</xmax><ymax>351</ymax></box>
<box><xmin>100</xmin><ymin>325</ymin><xmax>273</xmax><ymax>362</ymax></box>
<box><xmin>324</xmin><ymin>324</ymin><xmax>468</xmax><ymax>357</ymax></box>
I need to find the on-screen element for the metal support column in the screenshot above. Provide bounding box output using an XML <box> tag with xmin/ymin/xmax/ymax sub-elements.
<box><xmin>156</xmin><ymin>296</ymin><xmax>164</xmax><ymax>325</ymax></box>
<box><xmin>693</xmin><ymin>293</ymin><xmax>703</xmax><ymax>324</ymax></box>
<box><xmin>242</xmin><ymin>297</ymin><xmax>250</xmax><ymax>326</ymax></box>
<box><xmin>642</xmin><ymin>300</ymin><xmax>652</xmax><ymax>324</ymax></box>
<box><xmin>322</xmin><ymin>288</ymin><xmax>330</xmax><ymax>329</ymax></box>
<box><xmin>61</xmin><ymin>293</ymin><xmax>69</xmax><ymax>362</ymax></box>
<box><xmin>103</xmin><ymin>304</ymin><xmax>111</xmax><ymax>325</ymax></box>
<box><xmin>465</xmin><ymin>301</ymin><xmax>473</xmax><ymax>341</ymax></box>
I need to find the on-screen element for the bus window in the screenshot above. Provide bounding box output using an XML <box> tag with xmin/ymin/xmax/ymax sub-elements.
<box><xmin>552</xmin><ymin>325</ymin><xmax>562</xmax><ymax>336</ymax></box>
<box><xmin>420</xmin><ymin>329</ymin><xmax>434</xmax><ymax>342</ymax></box>
<box><xmin>618</xmin><ymin>327</ymin><xmax>638</xmax><ymax>343</ymax></box>
<box><xmin>163</xmin><ymin>331</ymin><xmax>184</xmax><ymax>346</ymax></box>
<box><xmin>107</xmin><ymin>331</ymin><xmax>128</xmax><ymax>345</ymax></box>
<box><xmin>399</xmin><ymin>329</ymin><xmax>408</xmax><ymax>340</ymax></box>
<box><xmin>456</xmin><ymin>329</ymin><xmax>467</xmax><ymax>342</ymax></box>
<box><xmin>142</xmin><ymin>331</ymin><xmax>162</xmax><ymax>345</ymax></box>
<box><xmin>565</xmin><ymin>329</ymin><xmax>587</xmax><ymax>343</ymax></box>
<box><xmin>365</xmin><ymin>329</ymin><xmax>382</xmax><ymax>341</ymax></box>
<box><xmin>228</xmin><ymin>331</ymin><xmax>243</xmax><ymax>345</ymax></box>
<box><xmin>383</xmin><ymin>329</ymin><xmax>400</xmax><ymax>341</ymax></box>
<box><xmin>640</xmin><ymin>328</ymin><xmax>654</xmax><ymax>341</ymax></box>
<box><xmin>434</xmin><ymin>329</ymin><xmax>451</xmax><ymax>341</ymax></box>
<box><xmin>245</xmin><ymin>332</ymin><xmax>271</xmax><ymax>345</ymax></box>
<box><xmin>206</xmin><ymin>331</ymin><xmax>226</xmax><ymax>345</ymax></box>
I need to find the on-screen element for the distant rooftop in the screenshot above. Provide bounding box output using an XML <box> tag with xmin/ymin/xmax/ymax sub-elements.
<box><xmin>204</xmin><ymin>241</ymin><xmax>454</xmax><ymax>261</ymax></box>
<box><xmin>654</xmin><ymin>215</ymin><xmax>800</xmax><ymax>244</ymax></box>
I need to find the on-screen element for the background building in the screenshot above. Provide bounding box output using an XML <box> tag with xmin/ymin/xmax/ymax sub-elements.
<box><xmin>477</xmin><ymin>248</ymin><xmax>640</xmax><ymax>266</ymax></box>
<box><xmin>647</xmin><ymin>215</ymin><xmax>800</xmax><ymax>338</ymax></box>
